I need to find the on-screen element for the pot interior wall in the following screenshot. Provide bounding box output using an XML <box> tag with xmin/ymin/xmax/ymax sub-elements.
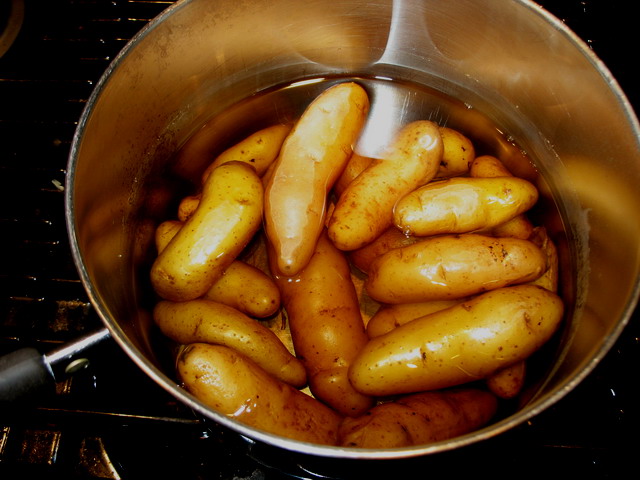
<box><xmin>68</xmin><ymin>0</ymin><xmax>640</xmax><ymax>456</ymax></box>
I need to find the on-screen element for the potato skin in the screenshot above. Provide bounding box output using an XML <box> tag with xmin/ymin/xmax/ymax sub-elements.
<box><xmin>349</xmin><ymin>285</ymin><xmax>564</xmax><ymax>396</ymax></box>
<box><xmin>491</xmin><ymin>215</ymin><xmax>535</xmax><ymax>240</ymax></box>
<box><xmin>264</xmin><ymin>82</ymin><xmax>369</xmax><ymax>275</ymax></box>
<box><xmin>178</xmin><ymin>343</ymin><xmax>341</xmax><ymax>445</ymax></box>
<box><xmin>349</xmin><ymin>226</ymin><xmax>419</xmax><ymax>274</ymax></box>
<box><xmin>202</xmin><ymin>124</ymin><xmax>291</xmax><ymax>181</ymax></box>
<box><xmin>486</xmin><ymin>361</ymin><xmax>527</xmax><ymax>399</ymax></box>
<box><xmin>333</xmin><ymin>152</ymin><xmax>373</xmax><ymax>198</ymax></box>
<box><xmin>203</xmin><ymin>261</ymin><xmax>281</xmax><ymax>318</ymax></box>
<box><xmin>177</xmin><ymin>194</ymin><xmax>201</xmax><ymax>222</ymax></box>
<box><xmin>468</xmin><ymin>154</ymin><xmax>512</xmax><ymax>178</ymax></box>
<box><xmin>150</xmin><ymin>162</ymin><xmax>263</xmax><ymax>301</ymax></box>
<box><xmin>528</xmin><ymin>226</ymin><xmax>559</xmax><ymax>292</ymax></box>
<box><xmin>365</xmin><ymin>233</ymin><xmax>547</xmax><ymax>304</ymax></box>
<box><xmin>327</xmin><ymin>120</ymin><xmax>443</xmax><ymax>251</ymax></box>
<box><xmin>154</xmin><ymin>219</ymin><xmax>183</xmax><ymax>253</ymax></box>
<box><xmin>469</xmin><ymin>154</ymin><xmax>534</xmax><ymax>239</ymax></box>
<box><xmin>366</xmin><ymin>299</ymin><xmax>464</xmax><ymax>338</ymax></box>
<box><xmin>269</xmin><ymin>231</ymin><xmax>374</xmax><ymax>416</ymax></box>
<box><xmin>393</xmin><ymin>176</ymin><xmax>539</xmax><ymax>237</ymax></box>
<box><xmin>338</xmin><ymin>388</ymin><xmax>497</xmax><ymax>448</ymax></box>
<box><xmin>153</xmin><ymin>299</ymin><xmax>306</xmax><ymax>387</ymax></box>
<box><xmin>435</xmin><ymin>126</ymin><xmax>475</xmax><ymax>178</ymax></box>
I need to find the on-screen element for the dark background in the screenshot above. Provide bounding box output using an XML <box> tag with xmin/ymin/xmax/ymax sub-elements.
<box><xmin>1</xmin><ymin>0</ymin><xmax>638</xmax><ymax>478</ymax></box>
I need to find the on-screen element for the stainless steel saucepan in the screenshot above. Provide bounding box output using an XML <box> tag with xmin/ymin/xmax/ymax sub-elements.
<box><xmin>1</xmin><ymin>0</ymin><xmax>638</xmax><ymax>460</ymax></box>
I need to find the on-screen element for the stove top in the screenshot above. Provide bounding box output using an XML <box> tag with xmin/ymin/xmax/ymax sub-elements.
<box><xmin>1</xmin><ymin>1</ymin><xmax>638</xmax><ymax>478</ymax></box>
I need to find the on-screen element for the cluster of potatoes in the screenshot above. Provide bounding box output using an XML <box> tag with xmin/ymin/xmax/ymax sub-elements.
<box><xmin>149</xmin><ymin>82</ymin><xmax>564</xmax><ymax>448</ymax></box>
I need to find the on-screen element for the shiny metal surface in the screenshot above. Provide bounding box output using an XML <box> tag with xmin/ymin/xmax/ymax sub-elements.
<box><xmin>45</xmin><ymin>328</ymin><xmax>111</xmax><ymax>378</ymax></box>
<box><xmin>66</xmin><ymin>0</ymin><xmax>640</xmax><ymax>459</ymax></box>
<box><xmin>0</xmin><ymin>0</ymin><xmax>24</xmax><ymax>58</ymax></box>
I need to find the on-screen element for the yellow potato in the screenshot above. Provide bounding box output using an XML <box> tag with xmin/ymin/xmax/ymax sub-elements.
<box><xmin>469</xmin><ymin>154</ymin><xmax>534</xmax><ymax>239</ymax></box>
<box><xmin>150</xmin><ymin>161</ymin><xmax>263</xmax><ymax>302</ymax></box>
<box><xmin>435</xmin><ymin>126</ymin><xmax>475</xmax><ymax>178</ymax></box>
<box><xmin>333</xmin><ymin>152</ymin><xmax>373</xmax><ymax>198</ymax></box>
<box><xmin>469</xmin><ymin>154</ymin><xmax>512</xmax><ymax>178</ymax></box>
<box><xmin>333</xmin><ymin>125</ymin><xmax>474</xmax><ymax>196</ymax></box>
<box><xmin>177</xmin><ymin>194</ymin><xmax>201</xmax><ymax>222</ymax></box>
<box><xmin>366</xmin><ymin>299</ymin><xmax>465</xmax><ymax>338</ymax></box>
<box><xmin>202</xmin><ymin>261</ymin><xmax>281</xmax><ymax>318</ymax></box>
<box><xmin>153</xmin><ymin>219</ymin><xmax>280</xmax><ymax>318</ymax></box>
<box><xmin>338</xmin><ymin>388</ymin><xmax>497</xmax><ymax>448</ymax></box>
<box><xmin>269</xmin><ymin>231</ymin><xmax>373</xmax><ymax>416</ymax></box>
<box><xmin>154</xmin><ymin>219</ymin><xmax>183</xmax><ymax>253</ymax></box>
<box><xmin>528</xmin><ymin>226</ymin><xmax>559</xmax><ymax>292</ymax></box>
<box><xmin>264</xmin><ymin>82</ymin><xmax>369</xmax><ymax>275</ymax></box>
<box><xmin>393</xmin><ymin>176</ymin><xmax>539</xmax><ymax>237</ymax></box>
<box><xmin>201</xmin><ymin>124</ymin><xmax>291</xmax><ymax>182</ymax></box>
<box><xmin>348</xmin><ymin>285</ymin><xmax>564</xmax><ymax>396</ymax></box>
<box><xmin>153</xmin><ymin>299</ymin><xmax>306</xmax><ymax>387</ymax></box>
<box><xmin>349</xmin><ymin>226</ymin><xmax>419</xmax><ymax>274</ymax></box>
<box><xmin>178</xmin><ymin>343</ymin><xmax>341</xmax><ymax>445</ymax></box>
<box><xmin>486</xmin><ymin>361</ymin><xmax>527</xmax><ymax>399</ymax></box>
<box><xmin>327</xmin><ymin>120</ymin><xmax>443</xmax><ymax>251</ymax></box>
<box><xmin>491</xmin><ymin>215</ymin><xmax>535</xmax><ymax>240</ymax></box>
<box><xmin>365</xmin><ymin>233</ymin><xmax>547</xmax><ymax>304</ymax></box>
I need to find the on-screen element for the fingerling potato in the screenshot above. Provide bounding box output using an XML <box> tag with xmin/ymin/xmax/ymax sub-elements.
<box><xmin>349</xmin><ymin>226</ymin><xmax>419</xmax><ymax>274</ymax></box>
<box><xmin>365</xmin><ymin>233</ymin><xmax>547</xmax><ymax>303</ymax></box>
<box><xmin>202</xmin><ymin>124</ymin><xmax>291</xmax><ymax>182</ymax></box>
<box><xmin>393</xmin><ymin>176</ymin><xmax>539</xmax><ymax>237</ymax></box>
<box><xmin>349</xmin><ymin>285</ymin><xmax>564</xmax><ymax>396</ymax></box>
<box><xmin>269</xmin><ymin>231</ymin><xmax>374</xmax><ymax>416</ymax></box>
<box><xmin>469</xmin><ymin>154</ymin><xmax>534</xmax><ymax>239</ymax></box>
<box><xmin>154</xmin><ymin>299</ymin><xmax>306</xmax><ymax>387</ymax></box>
<box><xmin>327</xmin><ymin>120</ymin><xmax>443</xmax><ymax>251</ymax></box>
<box><xmin>202</xmin><ymin>261</ymin><xmax>281</xmax><ymax>318</ymax></box>
<box><xmin>366</xmin><ymin>299</ymin><xmax>465</xmax><ymax>338</ymax></box>
<box><xmin>491</xmin><ymin>215</ymin><xmax>535</xmax><ymax>240</ymax></box>
<box><xmin>486</xmin><ymin>361</ymin><xmax>527</xmax><ymax>399</ymax></box>
<box><xmin>333</xmin><ymin>152</ymin><xmax>373</xmax><ymax>198</ymax></box>
<box><xmin>264</xmin><ymin>82</ymin><xmax>369</xmax><ymax>275</ymax></box>
<box><xmin>177</xmin><ymin>194</ymin><xmax>201</xmax><ymax>222</ymax></box>
<box><xmin>155</xmin><ymin>219</ymin><xmax>183</xmax><ymax>254</ymax></box>
<box><xmin>330</xmin><ymin>124</ymin><xmax>471</xmax><ymax>197</ymax></box>
<box><xmin>150</xmin><ymin>162</ymin><xmax>263</xmax><ymax>302</ymax></box>
<box><xmin>469</xmin><ymin>154</ymin><xmax>512</xmax><ymax>178</ymax></box>
<box><xmin>528</xmin><ymin>226</ymin><xmax>559</xmax><ymax>292</ymax></box>
<box><xmin>178</xmin><ymin>343</ymin><xmax>341</xmax><ymax>445</ymax></box>
<box><xmin>435</xmin><ymin>126</ymin><xmax>475</xmax><ymax>178</ymax></box>
<box><xmin>338</xmin><ymin>388</ymin><xmax>497</xmax><ymax>448</ymax></box>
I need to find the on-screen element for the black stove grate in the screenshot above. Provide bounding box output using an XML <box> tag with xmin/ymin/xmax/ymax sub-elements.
<box><xmin>1</xmin><ymin>1</ymin><xmax>638</xmax><ymax>479</ymax></box>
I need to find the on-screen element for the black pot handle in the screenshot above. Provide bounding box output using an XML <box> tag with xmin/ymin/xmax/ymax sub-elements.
<box><xmin>0</xmin><ymin>328</ymin><xmax>111</xmax><ymax>404</ymax></box>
